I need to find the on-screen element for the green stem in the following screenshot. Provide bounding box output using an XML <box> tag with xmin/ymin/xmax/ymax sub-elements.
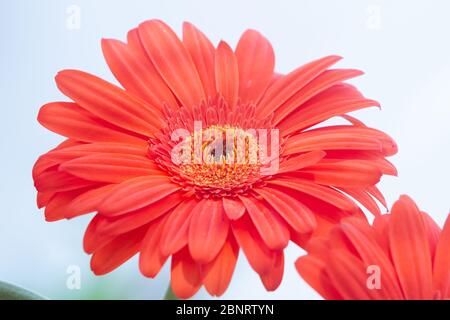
<box><xmin>163</xmin><ymin>284</ymin><xmax>178</xmax><ymax>300</ymax></box>
<box><xmin>0</xmin><ymin>280</ymin><xmax>47</xmax><ymax>300</ymax></box>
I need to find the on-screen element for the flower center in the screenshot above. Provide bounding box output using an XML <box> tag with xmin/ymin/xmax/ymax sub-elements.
<box><xmin>175</xmin><ymin>125</ymin><xmax>262</xmax><ymax>195</ymax></box>
<box><xmin>148</xmin><ymin>98</ymin><xmax>278</xmax><ymax>198</ymax></box>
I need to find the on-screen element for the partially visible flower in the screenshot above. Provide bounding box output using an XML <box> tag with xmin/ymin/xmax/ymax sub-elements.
<box><xmin>33</xmin><ymin>19</ymin><xmax>397</xmax><ymax>298</ymax></box>
<box><xmin>296</xmin><ymin>195</ymin><xmax>450</xmax><ymax>299</ymax></box>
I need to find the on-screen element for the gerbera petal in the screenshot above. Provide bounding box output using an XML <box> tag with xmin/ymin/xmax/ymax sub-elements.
<box><xmin>295</xmin><ymin>255</ymin><xmax>342</xmax><ymax>300</ymax></box>
<box><xmin>268</xmin><ymin>178</ymin><xmax>359</xmax><ymax>213</ymax></box>
<box><xmin>340</xmin><ymin>188</ymin><xmax>382</xmax><ymax>216</ymax></box>
<box><xmin>257</xmin><ymin>55</ymin><xmax>342</xmax><ymax>117</ymax></box>
<box><xmin>367</xmin><ymin>185</ymin><xmax>387</xmax><ymax>208</ymax></box>
<box><xmin>203</xmin><ymin>237</ymin><xmax>239</xmax><ymax>296</ymax></box>
<box><xmin>59</xmin><ymin>153</ymin><xmax>159</xmax><ymax>183</ymax></box>
<box><xmin>160</xmin><ymin>198</ymin><xmax>199</xmax><ymax>256</ymax></box>
<box><xmin>139</xmin><ymin>217</ymin><xmax>169</xmax><ymax>278</ymax></box>
<box><xmin>43</xmin><ymin>142</ymin><xmax>147</xmax><ymax>162</ymax></box>
<box><xmin>389</xmin><ymin>195</ymin><xmax>434</xmax><ymax>299</ymax></box>
<box><xmin>138</xmin><ymin>20</ymin><xmax>205</xmax><ymax>109</ymax></box>
<box><xmin>239</xmin><ymin>195</ymin><xmax>289</xmax><ymax>250</ymax></box>
<box><xmin>433</xmin><ymin>214</ymin><xmax>450</xmax><ymax>298</ymax></box>
<box><xmin>421</xmin><ymin>211</ymin><xmax>442</xmax><ymax>257</ymax></box>
<box><xmin>33</xmin><ymin>142</ymin><xmax>147</xmax><ymax>179</ymax></box>
<box><xmin>34</xmin><ymin>168</ymin><xmax>97</xmax><ymax>193</ymax></box>
<box><xmin>235</xmin><ymin>30</ymin><xmax>274</xmax><ymax>104</ymax></box>
<box><xmin>101</xmin><ymin>38</ymin><xmax>178</xmax><ymax>110</ymax></box>
<box><xmin>297</xmin><ymin>160</ymin><xmax>382</xmax><ymax>188</ymax></box>
<box><xmin>326</xmin><ymin>249</ymin><xmax>383</xmax><ymax>300</ymax></box>
<box><xmin>64</xmin><ymin>184</ymin><xmax>117</xmax><ymax>219</ymax></box>
<box><xmin>284</xmin><ymin>127</ymin><xmax>387</xmax><ymax>156</ymax></box>
<box><xmin>98</xmin><ymin>176</ymin><xmax>181</xmax><ymax>216</ymax></box>
<box><xmin>215</xmin><ymin>41</ymin><xmax>239</xmax><ymax>109</ymax></box>
<box><xmin>276</xmin><ymin>150</ymin><xmax>326</xmax><ymax>174</ymax></box>
<box><xmin>91</xmin><ymin>225</ymin><xmax>147</xmax><ymax>275</ymax></box>
<box><xmin>340</xmin><ymin>217</ymin><xmax>404</xmax><ymax>299</ymax></box>
<box><xmin>371</xmin><ymin>214</ymin><xmax>391</xmax><ymax>255</ymax></box>
<box><xmin>32</xmin><ymin>139</ymin><xmax>83</xmax><ymax>180</ymax></box>
<box><xmin>280</xmin><ymin>99</ymin><xmax>380</xmax><ymax>137</ymax></box>
<box><xmin>170</xmin><ymin>247</ymin><xmax>202</xmax><ymax>299</ymax></box>
<box><xmin>253</xmin><ymin>187</ymin><xmax>317</xmax><ymax>233</ymax></box>
<box><xmin>55</xmin><ymin>70</ymin><xmax>162</xmax><ymax>136</ymax></box>
<box><xmin>188</xmin><ymin>198</ymin><xmax>230</xmax><ymax>263</ymax></box>
<box><xmin>37</xmin><ymin>102</ymin><xmax>147</xmax><ymax>146</ymax></box>
<box><xmin>183</xmin><ymin>22</ymin><xmax>216</xmax><ymax>98</ymax></box>
<box><xmin>83</xmin><ymin>215</ymin><xmax>115</xmax><ymax>254</ymax></box>
<box><xmin>222</xmin><ymin>197</ymin><xmax>246</xmax><ymax>220</ymax></box>
<box><xmin>36</xmin><ymin>191</ymin><xmax>54</xmax><ymax>209</ymax></box>
<box><xmin>260</xmin><ymin>251</ymin><xmax>284</xmax><ymax>291</ymax></box>
<box><xmin>231</xmin><ymin>214</ymin><xmax>277</xmax><ymax>275</ymax></box>
<box><xmin>273</xmin><ymin>69</ymin><xmax>365</xmax><ymax>124</ymax></box>
<box><xmin>95</xmin><ymin>192</ymin><xmax>183</xmax><ymax>236</ymax></box>
<box><xmin>44</xmin><ymin>189</ymin><xmax>87</xmax><ymax>222</ymax></box>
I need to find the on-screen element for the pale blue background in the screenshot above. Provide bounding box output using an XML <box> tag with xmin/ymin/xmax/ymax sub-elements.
<box><xmin>0</xmin><ymin>0</ymin><xmax>449</xmax><ymax>299</ymax></box>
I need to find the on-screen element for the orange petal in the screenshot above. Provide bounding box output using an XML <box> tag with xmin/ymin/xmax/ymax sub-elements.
<box><xmin>341</xmin><ymin>188</ymin><xmax>381</xmax><ymax>216</ymax></box>
<box><xmin>215</xmin><ymin>41</ymin><xmax>239</xmax><ymax>109</ymax></box>
<box><xmin>389</xmin><ymin>195</ymin><xmax>433</xmax><ymax>299</ymax></box>
<box><xmin>298</xmin><ymin>160</ymin><xmax>382</xmax><ymax>188</ymax></box>
<box><xmin>260</xmin><ymin>251</ymin><xmax>284</xmax><ymax>291</ymax></box>
<box><xmin>295</xmin><ymin>255</ymin><xmax>342</xmax><ymax>300</ymax></box>
<box><xmin>102</xmin><ymin>38</ymin><xmax>178</xmax><ymax>110</ymax></box>
<box><xmin>235</xmin><ymin>30</ymin><xmax>274</xmax><ymax>104</ymax></box>
<box><xmin>83</xmin><ymin>215</ymin><xmax>115</xmax><ymax>254</ymax></box>
<box><xmin>231</xmin><ymin>214</ymin><xmax>277</xmax><ymax>275</ymax></box>
<box><xmin>340</xmin><ymin>217</ymin><xmax>404</xmax><ymax>299</ymax></box>
<box><xmin>160</xmin><ymin>198</ymin><xmax>199</xmax><ymax>256</ymax></box>
<box><xmin>239</xmin><ymin>195</ymin><xmax>290</xmax><ymax>250</ymax></box>
<box><xmin>98</xmin><ymin>176</ymin><xmax>180</xmax><ymax>216</ymax></box>
<box><xmin>326</xmin><ymin>249</ymin><xmax>383</xmax><ymax>299</ymax></box>
<box><xmin>257</xmin><ymin>55</ymin><xmax>342</xmax><ymax>117</ymax></box>
<box><xmin>56</xmin><ymin>70</ymin><xmax>162</xmax><ymax>136</ymax></box>
<box><xmin>44</xmin><ymin>189</ymin><xmax>87</xmax><ymax>222</ymax></box>
<box><xmin>34</xmin><ymin>168</ymin><xmax>96</xmax><ymax>193</ymax></box>
<box><xmin>268</xmin><ymin>178</ymin><xmax>359</xmax><ymax>213</ymax></box>
<box><xmin>254</xmin><ymin>187</ymin><xmax>317</xmax><ymax>233</ymax></box>
<box><xmin>95</xmin><ymin>192</ymin><xmax>183</xmax><ymax>236</ymax></box>
<box><xmin>90</xmin><ymin>225</ymin><xmax>147</xmax><ymax>275</ymax></box>
<box><xmin>183</xmin><ymin>22</ymin><xmax>216</xmax><ymax>98</ymax></box>
<box><xmin>222</xmin><ymin>197</ymin><xmax>246</xmax><ymax>220</ymax></box>
<box><xmin>59</xmin><ymin>153</ymin><xmax>159</xmax><ymax>183</ymax></box>
<box><xmin>64</xmin><ymin>184</ymin><xmax>117</xmax><ymax>219</ymax></box>
<box><xmin>276</xmin><ymin>150</ymin><xmax>326</xmax><ymax>174</ymax></box>
<box><xmin>139</xmin><ymin>217</ymin><xmax>169</xmax><ymax>278</ymax></box>
<box><xmin>433</xmin><ymin>214</ymin><xmax>450</xmax><ymax>298</ymax></box>
<box><xmin>37</xmin><ymin>102</ymin><xmax>146</xmax><ymax>146</ymax></box>
<box><xmin>138</xmin><ymin>20</ymin><xmax>205</xmax><ymax>109</ymax></box>
<box><xmin>273</xmin><ymin>69</ymin><xmax>366</xmax><ymax>124</ymax></box>
<box><xmin>188</xmin><ymin>198</ymin><xmax>229</xmax><ymax>263</ymax></box>
<box><xmin>203</xmin><ymin>237</ymin><xmax>239</xmax><ymax>296</ymax></box>
<box><xmin>170</xmin><ymin>247</ymin><xmax>202</xmax><ymax>299</ymax></box>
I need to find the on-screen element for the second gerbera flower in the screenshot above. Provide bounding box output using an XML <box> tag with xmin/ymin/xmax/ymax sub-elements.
<box><xmin>33</xmin><ymin>19</ymin><xmax>397</xmax><ymax>298</ymax></box>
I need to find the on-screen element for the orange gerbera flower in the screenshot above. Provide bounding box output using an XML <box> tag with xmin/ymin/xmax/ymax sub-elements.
<box><xmin>33</xmin><ymin>19</ymin><xmax>397</xmax><ymax>298</ymax></box>
<box><xmin>296</xmin><ymin>195</ymin><xmax>450</xmax><ymax>300</ymax></box>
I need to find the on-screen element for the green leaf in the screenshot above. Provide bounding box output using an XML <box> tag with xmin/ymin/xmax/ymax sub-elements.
<box><xmin>0</xmin><ymin>280</ymin><xmax>47</xmax><ymax>300</ymax></box>
<box><xmin>163</xmin><ymin>285</ymin><xmax>178</xmax><ymax>300</ymax></box>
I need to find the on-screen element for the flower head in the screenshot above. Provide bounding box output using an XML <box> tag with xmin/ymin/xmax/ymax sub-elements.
<box><xmin>296</xmin><ymin>195</ymin><xmax>450</xmax><ymax>299</ymax></box>
<box><xmin>33</xmin><ymin>20</ymin><xmax>397</xmax><ymax>298</ymax></box>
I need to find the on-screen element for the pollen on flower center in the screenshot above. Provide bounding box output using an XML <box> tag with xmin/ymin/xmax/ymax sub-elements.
<box><xmin>176</xmin><ymin>125</ymin><xmax>263</xmax><ymax>192</ymax></box>
<box><xmin>147</xmin><ymin>98</ymin><xmax>277</xmax><ymax>198</ymax></box>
